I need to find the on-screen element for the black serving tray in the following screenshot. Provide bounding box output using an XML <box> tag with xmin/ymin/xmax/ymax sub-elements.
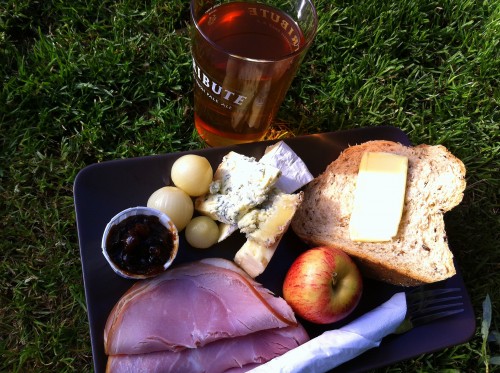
<box><xmin>74</xmin><ymin>126</ymin><xmax>475</xmax><ymax>373</ymax></box>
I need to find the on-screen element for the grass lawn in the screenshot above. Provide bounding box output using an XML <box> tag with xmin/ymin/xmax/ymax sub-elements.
<box><xmin>1</xmin><ymin>0</ymin><xmax>499</xmax><ymax>371</ymax></box>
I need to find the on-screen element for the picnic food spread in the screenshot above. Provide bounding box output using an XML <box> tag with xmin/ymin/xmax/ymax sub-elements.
<box><xmin>100</xmin><ymin>139</ymin><xmax>467</xmax><ymax>372</ymax></box>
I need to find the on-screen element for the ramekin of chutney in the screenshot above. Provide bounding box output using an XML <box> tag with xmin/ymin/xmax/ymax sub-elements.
<box><xmin>102</xmin><ymin>207</ymin><xmax>179</xmax><ymax>279</ymax></box>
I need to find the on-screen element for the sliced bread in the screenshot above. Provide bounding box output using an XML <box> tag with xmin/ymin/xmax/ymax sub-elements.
<box><xmin>291</xmin><ymin>140</ymin><xmax>466</xmax><ymax>286</ymax></box>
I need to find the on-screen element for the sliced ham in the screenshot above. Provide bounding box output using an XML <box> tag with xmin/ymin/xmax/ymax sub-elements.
<box><xmin>104</xmin><ymin>258</ymin><xmax>297</xmax><ymax>356</ymax></box>
<box><xmin>106</xmin><ymin>324</ymin><xmax>309</xmax><ymax>373</ymax></box>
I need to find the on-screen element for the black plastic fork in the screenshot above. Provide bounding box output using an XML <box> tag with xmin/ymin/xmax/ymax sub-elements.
<box><xmin>395</xmin><ymin>287</ymin><xmax>465</xmax><ymax>334</ymax></box>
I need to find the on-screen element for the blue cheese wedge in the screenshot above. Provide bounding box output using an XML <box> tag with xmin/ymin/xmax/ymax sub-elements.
<box><xmin>195</xmin><ymin>152</ymin><xmax>281</xmax><ymax>225</ymax></box>
<box><xmin>259</xmin><ymin>141</ymin><xmax>313</xmax><ymax>193</ymax></box>
<box><xmin>234</xmin><ymin>190</ymin><xmax>303</xmax><ymax>278</ymax></box>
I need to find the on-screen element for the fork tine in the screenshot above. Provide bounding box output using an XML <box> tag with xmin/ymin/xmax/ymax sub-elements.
<box><xmin>407</xmin><ymin>287</ymin><xmax>462</xmax><ymax>300</ymax></box>
<box><xmin>410</xmin><ymin>301</ymin><xmax>464</xmax><ymax>315</ymax></box>
<box><xmin>406</xmin><ymin>287</ymin><xmax>462</xmax><ymax>308</ymax></box>
<box><xmin>406</xmin><ymin>286</ymin><xmax>464</xmax><ymax>327</ymax></box>
<box><xmin>407</xmin><ymin>295</ymin><xmax>463</xmax><ymax>313</ymax></box>
<box><xmin>395</xmin><ymin>287</ymin><xmax>465</xmax><ymax>334</ymax></box>
<box><xmin>411</xmin><ymin>308</ymin><xmax>464</xmax><ymax>327</ymax></box>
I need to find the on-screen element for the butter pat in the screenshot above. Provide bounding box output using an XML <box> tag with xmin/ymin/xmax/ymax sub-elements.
<box><xmin>349</xmin><ymin>152</ymin><xmax>408</xmax><ymax>242</ymax></box>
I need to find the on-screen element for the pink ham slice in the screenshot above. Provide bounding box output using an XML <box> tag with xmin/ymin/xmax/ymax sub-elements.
<box><xmin>106</xmin><ymin>324</ymin><xmax>309</xmax><ymax>373</ymax></box>
<box><xmin>104</xmin><ymin>258</ymin><xmax>298</xmax><ymax>356</ymax></box>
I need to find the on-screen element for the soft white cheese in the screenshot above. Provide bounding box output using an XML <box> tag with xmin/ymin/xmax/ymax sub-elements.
<box><xmin>259</xmin><ymin>141</ymin><xmax>313</xmax><ymax>193</ymax></box>
<box><xmin>349</xmin><ymin>152</ymin><xmax>408</xmax><ymax>242</ymax></box>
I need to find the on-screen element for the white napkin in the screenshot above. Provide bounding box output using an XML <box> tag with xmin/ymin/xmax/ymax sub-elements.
<box><xmin>250</xmin><ymin>292</ymin><xmax>407</xmax><ymax>373</ymax></box>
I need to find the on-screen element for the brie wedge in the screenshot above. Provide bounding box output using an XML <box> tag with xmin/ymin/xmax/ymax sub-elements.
<box><xmin>259</xmin><ymin>141</ymin><xmax>313</xmax><ymax>193</ymax></box>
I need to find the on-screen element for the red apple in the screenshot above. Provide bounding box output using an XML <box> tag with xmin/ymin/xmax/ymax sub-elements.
<box><xmin>283</xmin><ymin>246</ymin><xmax>363</xmax><ymax>324</ymax></box>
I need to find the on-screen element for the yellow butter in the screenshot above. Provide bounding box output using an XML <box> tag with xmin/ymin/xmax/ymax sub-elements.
<box><xmin>349</xmin><ymin>152</ymin><xmax>408</xmax><ymax>242</ymax></box>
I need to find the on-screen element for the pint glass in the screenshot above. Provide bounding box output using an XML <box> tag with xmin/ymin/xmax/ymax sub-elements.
<box><xmin>190</xmin><ymin>0</ymin><xmax>318</xmax><ymax>147</ymax></box>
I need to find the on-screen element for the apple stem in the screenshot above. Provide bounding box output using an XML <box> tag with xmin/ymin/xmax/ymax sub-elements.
<box><xmin>331</xmin><ymin>272</ymin><xmax>338</xmax><ymax>287</ymax></box>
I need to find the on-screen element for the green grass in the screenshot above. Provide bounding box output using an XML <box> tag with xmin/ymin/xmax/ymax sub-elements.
<box><xmin>1</xmin><ymin>0</ymin><xmax>498</xmax><ymax>371</ymax></box>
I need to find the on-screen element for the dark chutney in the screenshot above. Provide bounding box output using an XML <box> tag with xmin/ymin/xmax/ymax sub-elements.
<box><xmin>106</xmin><ymin>214</ymin><xmax>175</xmax><ymax>276</ymax></box>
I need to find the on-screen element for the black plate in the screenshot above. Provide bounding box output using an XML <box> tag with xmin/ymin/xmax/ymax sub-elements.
<box><xmin>74</xmin><ymin>126</ymin><xmax>475</xmax><ymax>373</ymax></box>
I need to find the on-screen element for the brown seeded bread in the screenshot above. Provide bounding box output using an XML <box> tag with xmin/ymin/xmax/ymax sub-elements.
<box><xmin>291</xmin><ymin>140</ymin><xmax>466</xmax><ymax>286</ymax></box>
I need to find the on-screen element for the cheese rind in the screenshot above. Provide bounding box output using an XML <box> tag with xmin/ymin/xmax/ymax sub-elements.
<box><xmin>259</xmin><ymin>141</ymin><xmax>313</xmax><ymax>193</ymax></box>
<box><xmin>349</xmin><ymin>152</ymin><xmax>408</xmax><ymax>242</ymax></box>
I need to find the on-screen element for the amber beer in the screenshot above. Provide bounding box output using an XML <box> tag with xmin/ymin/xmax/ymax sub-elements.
<box><xmin>190</xmin><ymin>0</ymin><xmax>317</xmax><ymax>147</ymax></box>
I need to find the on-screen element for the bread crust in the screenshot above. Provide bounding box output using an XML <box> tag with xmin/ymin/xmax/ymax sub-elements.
<box><xmin>291</xmin><ymin>140</ymin><xmax>466</xmax><ymax>286</ymax></box>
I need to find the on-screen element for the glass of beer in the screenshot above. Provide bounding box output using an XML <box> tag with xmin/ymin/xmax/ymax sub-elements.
<box><xmin>190</xmin><ymin>0</ymin><xmax>318</xmax><ymax>147</ymax></box>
